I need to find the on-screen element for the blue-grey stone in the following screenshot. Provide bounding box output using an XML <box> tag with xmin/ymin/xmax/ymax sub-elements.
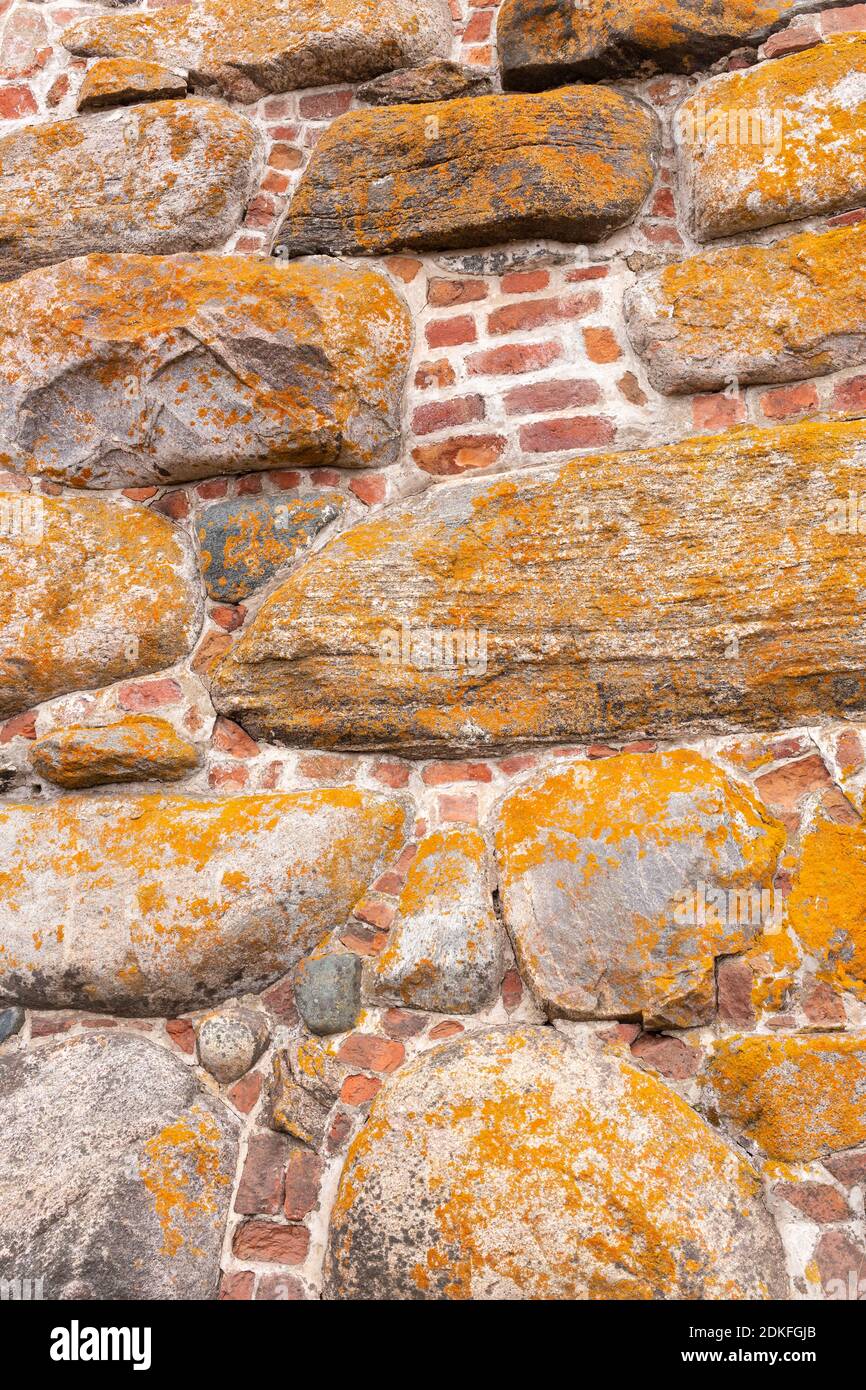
<box><xmin>294</xmin><ymin>953</ymin><xmax>362</xmax><ymax>1036</ymax></box>
<box><xmin>198</xmin><ymin>493</ymin><xmax>344</xmax><ymax>602</ymax></box>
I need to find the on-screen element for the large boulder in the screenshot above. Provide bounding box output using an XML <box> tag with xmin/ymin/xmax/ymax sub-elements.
<box><xmin>0</xmin><ymin>99</ymin><xmax>260</xmax><ymax>282</ymax></box>
<box><xmin>679</xmin><ymin>35</ymin><xmax>866</xmax><ymax>241</ymax></box>
<box><xmin>498</xmin><ymin>0</ymin><xmax>839</xmax><ymax>87</ymax></box>
<box><xmin>495</xmin><ymin>751</ymin><xmax>784</xmax><ymax>1026</ymax></box>
<box><xmin>211</xmin><ymin>419</ymin><xmax>866</xmax><ymax>755</ymax></box>
<box><xmin>0</xmin><ymin>1032</ymin><xmax>238</xmax><ymax>1299</ymax></box>
<box><xmin>0</xmin><ymin>255</ymin><xmax>412</xmax><ymax>488</ymax></box>
<box><xmin>364</xmin><ymin>827</ymin><xmax>505</xmax><ymax>1014</ymax></box>
<box><xmin>700</xmin><ymin>1034</ymin><xmax>866</xmax><ymax>1161</ymax></box>
<box><xmin>0</xmin><ymin>494</ymin><xmax>202</xmax><ymax>719</ymax></box>
<box><xmin>625</xmin><ymin>220</ymin><xmax>866</xmax><ymax>394</ymax></box>
<box><xmin>0</xmin><ymin>789</ymin><xmax>409</xmax><ymax>1015</ymax></box>
<box><xmin>786</xmin><ymin>818</ymin><xmax>866</xmax><ymax>1002</ymax></box>
<box><xmin>324</xmin><ymin>1026</ymin><xmax>788</xmax><ymax>1299</ymax></box>
<box><xmin>62</xmin><ymin>0</ymin><xmax>453</xmax><ymax>103</ymax></box>
<box><xmin>273</xmin><ymin>87</ymin><xmax>659</xmax><ymax>257</ymax></box>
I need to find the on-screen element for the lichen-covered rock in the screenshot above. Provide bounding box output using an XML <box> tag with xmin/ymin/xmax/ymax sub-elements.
<box><xmin>0</xmin><ymin>789</ymin><xmax>408</xmax><ymax>1015</ymax></box>
<box><xmin>212</xmin><ymin>419</ymin><xmax>866</xmax><ymax>755</ymax></box>
<box><xmin>199</xmin><ymin>494</ymin><xmax>344</xmax><ymax>602</ymax></box>
<box><xmin>0</xmin><ymin>255</ymin><xmax>411</xmax><ymax>487</ymax></box>
<box><xmin>0</xmin><ymin>99</ymin><xmax>260</xmax><ymax>282</ymax></box>
<box><xmin>700</xmin><ymin>1034</ymin><xmax>866</xmax><ymax>1161</ymax></box>
<box><xmin>0</xmin><ymin>495</ymin><xmax>201</xmax><ymax>719</ymax></box>
<box><xmin>625</xmin><ymin>220</ymin><xmax>866</xmax><ymax>393</ymax></box>
<box><xmin>498</xmin><ymin>0</ymin><xmax>840</xmax><ymax>87</ymax></box>
<box><xmin>273</xmin><ymin>87</ymin><xmax>659</xmax><ymax>257</ymax></box>
<box><xmin>325</xmin><ymin>1026</ymin><xmax>787</xmax><ymax>1299</ymax></box>
<box><xmin>0</xmin><ymin>1006</ymin><xmax>23</xmax><ymax>1045</ymax></box>
<box><xmin>77</xmin><ymin>56</ymin><xmax>188</xmax><ymax>110</ymax></box>
<box><xmin>30</xmin><ymin>717</ymin><xmax>200</xmax><ymax>789</ymax></box>
<box><xmin>196</xmin><ymin>1007</ymin><xmax>269</xmax><ymax>1084</ymax></box>
<box><xmin>0</xmin><ymin>1032</ymin><xmax>237</xmax><ymax>1299</ymax></box>
<box><xmin>680</xmin><ymin>35</ymin><xmax>866</xmax><ymax>241</ymax></box>
<box><xmin>786</xmin><ymin>818</ymin><xmax>866</xmax><ymax>1002</ymax></box>
<box><xmin>63</xmin><ymin>0</ymin><xmax>452</xmax><ymax>103</ymax></box>
<box><xmin>270</xmin><ymin>1050</ymin><xmax>330</xmax><ymax>1147</ymax></box>
<box><xmin>357</xmin><ymin>59</ymin><xmax>494</xmax><ymax>105</ymax></box>
<box><xmin>496</xmin><ymin>752</ymin><xmax>783</xmax><ymax>1026</ymax></box>
<box><xmin>294</xmin><ymin>953</ymin><xmax>362</xmax><ymax>1035</ymax></box>
<box><xmin>365</xmin><ymin>828</ymin><xmax>505</xmax><ymax>1014</ymax></box>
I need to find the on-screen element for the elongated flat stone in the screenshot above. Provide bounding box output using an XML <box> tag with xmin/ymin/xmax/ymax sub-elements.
<box><xmin>62</xmin><ymin>0</ymin><xmax>452</xmax><ymax>103</ymax></box>
<box><xmin>0</xmin><ymin>255</ymin><xmax>411</xmax><ymax>487</ymax></box>
<box><xmin>680</xmin><ymin>34</ymin><xmax>866</xmax><ymax>241</ymax></box>
<box><xmin>0</xmin><ymin>789</ymin><xmax>408</xmax><ymax>1015</ymax></box>
<box><xmin>498</xmin><ymin>0</ymin><xmax>841</xmax><ymax>87</ymax></box>
<box><xmin>625</xmin><ymin>220</ymin><xmax>866</xmax><ymax>393</ymax></box>
<box><xmin>495</xmin><ymin>751</ymin><xmax>783</xmax><ymax>1026</ymax></box>
<box><xmin>0</xmin><ymin>494</ymin><xmax>201</xmax><ymax>719</ymax></box>
<box><xmin>0</xmin><ymin>99</ymin><xmax>260</xmax><ymax>282</ymax></box>
<box><xmin>274</xmin><ymin>87</ymin><xmax>659</xmax><ymax>257</ymax></box>
<box><xmin>77</xmin><ymin>57</ymin><xmax>188</xmax><ymax>111</ymax></box>
<box><xmin>29</xmin><ymin>716</ymin><xmax>200</xmax><ymax>788</ymax></box>
<box><xmin>325</xmin><ymin>1026</ymin><xmax>787</xmax><ymax>1299</ymax></box>
<box><xmin>212</xmin><ymin>419</ymin><xmax>866</xmax><ymax>755</ymax></box>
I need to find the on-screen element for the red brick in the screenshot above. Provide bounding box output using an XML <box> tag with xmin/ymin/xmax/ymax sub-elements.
<box><xmin>30</xmin><ymin>1014</ymin><xmax>74</xmax><ymax>1038</ymax></box>
<box><xmin>261</xmin><ymin>170</ymin><xmax>290</xmax><ymax>195</ymax></box>
<box><xmin>755</xmin><ymin>754</ymin><xmax>831</xmax><ymax>810</ymax></box>
<box><xmin>340</xmin><ymin>924</ymin><xmax>388</xmax><ymax>956</ymax></box>
<box><xmin>691</xmin><ymin>392</ymin><xmax>746</xmax><ymax>431</ymax></box>
<box><xmin>153</xmin><ymin>489</ymin><xmax>189</xmax><ymax>520</ymax></box>
<box><xmin>837</xmin><ymin>729</ymin><xmax>865</xmax><ymax>774</ymax></box>
<box><xmin>565</xmin><ymin>265</ymin><xmax>608</xmax><ymax>282</ymax></box>
<box><xmin>500</xmin><ymin>268</ymin><xmax>550</xmax><ymax>294</ymax></box>
<box><xmin>212</xmin><ymin>716</ymin><xmax>259</xmax><ymax>758</ymax></box>
<box><xmin>412</xmin><ymin>433</ymin><xmax>505</xmax><ymax>476</ymax></box>
<box><xmin>272</xmin><ymin>469</ymin><xmax>302</xmax><ymax>489</ymax></box>
<box><xmin>336</xmin><ymin>1033</ymin><xmax>405</xmax><ymax>1073</ymax></box>
<box><xmin>813</xmin><ymin>1229</ymin><xmax>866</xmax><ymax>1292</ymax></box>
<box><xmin>777</xmin><ymin>1182</ymin><xmax>849</xmax><ymax>1223</ymax></box>
<box><xmin>371</xmin><ymin>759</ymin><xmax>410</xmax><ymax>788</ymax></box>
<box><xmin>520</xmin><ymin>416</ymin><xmax>615</xmax><ymax>453</ymax></box>
<box><xmin>0</xmin><ymin>709</ymin><xmax>36</xmax><ymax>742</ymax></box>
<box><xmin>833</xmin><ymin>374</ymin><xmax>866</xmax><ymax>412</ymax></box>
<box><xmin>463</xmin><ymin>9</ymin><xmax>492</xmax><ymax>40</ymax></box>
<box><xmin>412</xmin><ymin>394</ymin><xmax>485</xmax><ymax>436</ymax></box>
<box><xmin>352</xmin><ymin>898</ymin><xmax>395</xmax><ymax>931</ymax></box>
<box><xmin>310</xmin><ymin>468</ymin><xmax>341</xmax><ymax>488</ymax></box>
<box><xmin>261</xmin><ymin>975</ymin><xmax>299</xmax><ymax>1026</ymax></box>
<box><xmin>297</xmin><ymin>752</ymin><xmax>354</xmax><ymax>781</ymax></box>
<box><xmin>298</xmin><ymin>87</ymin><xmax>352</xmax><ymax>119</ymax></box>
<box><xmin>267</xmin><ymin>122</ymin><xmax>300</xmax><ymax>141</ymax></box>
<box><xmin>236</xmin><ymin>473</ymin><xmax>263</xmax><ymax>496</ymax></box>
<box><xmin>340</xmin><ymin>1073</ymin><xmax>382</xmax><ymax>1105</ymax></box>
<box><xmin>618</xmin><ymin>371</ymin><xmax>648</xmax><ymax>406</ymax></box>
<box><xmin>191</xmin><ymin>630</ymin><xmax>232</xmax><ymax>678</ymax></box>
<box><xmin>421</xmin><ymin>760</ymin><xmax>493</xmax><ymax>785</ymax></box>
<box><xmin>501</xmin><ymin>968</ymin><xmax>523</xmax><ymax>1010</ymax></box>
<box><xmin>716</xmin><ymin>957</ymin><xmax>756</xmax><ymax>1027</ymax></box>
<box><xmin>425</xmin><ymin>314</ymin><xmax>477</xmax><ymax>348</ymax></box>
<box><xmin>498</xmin><ymin>753</ymin><xmax>538</xmax><ymax>775</ymax></box>
<box><xmin>504</xmin><ymin>377</ymin><xmax>600</xmax><ymax>416</ymax></box>
<box><xmin>488</xmin><ymin>291</ymin><xmax>600</xmax><ymax>335</ymax></box>
<box><xmin>759</xmin><ymin>382</ymin><xmax>818</xmax><ymax>420</ymax></box>
<box><xmin>824</xmin><ymin>1150</ymin><xmax>866</xmax><ymax>1190</ymax></box>
<box><xmin>196</xmin><ymin>478</ymin><xmax>229</xmax><ymax>500</ymax></box>
<box><xmin>227</xmin><ymin>1070</ymin><xmax>263</xmax><ymax>1115</ymax></box>
<box><xmin>219</xmin><ymin>1271</ymin><xmax>254</xmax><ymax>1300</ymax></box>
<box><xmin>208</xmin><ymin>764</ymin><xmax>250</xmax><ymax>791</ymax></box>
<box><xmin>427</xmin><ymin>277</ymin><xmax>488</xmax><ymax>307</ymax></box>
<box><xmin>464</xmin><ymin>44</ymin><xmax>493</xmax><ymax>64</ymax></box>
<box><xmin>827</xmin><ymin>207</ymin><xmax>866</xmax><ymax>228</ymax></box>
<box><xmin>283</xmin><ymin>1147</ymin><xmax>323</xmax><ymax>1221</ymax></box>
<box><xmin>438</xmin><ymin>791</ymin><xmax>479</xmax><ymax>824</ymax></box>
<box><xmin>46</xmin><ymin>73</ymin><xmax>70</xmax><ymax>108</ymax></box>
<box><xmin>415</xmin><ymin>358</ymin><xmax>457</xmax><ymax>390</ymax></box>
<box><xmin>117</xmin><ymin>678</ymin><xmax>183</xmax><ymax>713</ymax></box>
<box><xmin>802</xmin><ymin>979</ymin><xmax>846</xmax><ymax>1026</ymax></box>
<box><xmin>429</xmin><ymin>1020</ymin><xmax>464</xmax><ymax>1039</ymax></box>
<box><xmin>467</xmin><ymin>341</ymin><xmax>561</xmax><ymax>377</ymax></box>
<box><xmin>385</xmin><ymin>254</ymin><xmax>423</xmax><ymax>284</ymax></box>
<box><xmin>631</xmin><ymin>1033</ymin><xmax>700</xmax><ymax>1080</ymax></box>
<box><xmin>210</xmin><ymin>602</ymin><xmax>246</xmax><ymax>632</ymax></box>
<box><xmin>0</xmin><ymin>83</ymin><xmax>36</xmax><ymax>119</ymax></box>
<box><xmin>382</xmin><ymin>1007</ymin><xmax>427</xmax><ymax>1039</ymax></box>
<box><xmin>642</xmin><ymin>222</ymin><xmax>684</xmax><ymax>246</ymax></box>
<box><xmin>267</xmin><ymin>142</ymin><xmax>304</xmax><ymax>170</ymax></box>
<box><xmin>232</xmin><ymin>1220</ymin><xmax>310</xmax><ymax>1265</ymax></box>
<box><xmin>650</xmin><ymin>187</ymin><xmax>677</xmax><ymax>218</ymax></box>
<box><xmin>763</xmin><ymin>23</ymin><xmax>820</xmax><ymax>58</ymax></box>
<box><xmin>234</xmin><ymin>1131</ymin><xmax>289</xmax><ymax>1216</ymax></box>
<box><xmin>821</xmin><ymin>4</ymin><xmax>866</xmax><ymax>33</ymax></box>
<box><xmin>583</xmin><ymin>326</ymin><xmax>622</xmax><ymax>364</ymax></box>
<box><xmin>325</xmin><ymin>1110</ymin><xmax>353</xmax><ymax>1154</ymax></box>
<box><xmin>165</xmin><ymin>1018</ymin><xmax>195</xmax><ymax>1054</ymax></box>
<box><xmin>349</xmin><ymin>473</ymin><xmax>385</xmax><ymax>506</ymax></box>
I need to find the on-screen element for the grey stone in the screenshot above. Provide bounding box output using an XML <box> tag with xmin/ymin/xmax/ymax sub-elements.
<box><xmin>357</xmin><ymin>60</ymin><xmax>494</xmax><ymax>105</ymax></box>
<box><xmin>0</xmin><ymin>1007</ymin><xmax>23</xmax><ymax>1045</ymax></box>
<box><xmin>270</xmin><ymin>1051</ymin><xmax>330</xmax><ymax>1147</ymax></box>
<box><xmin>196</xmin><ymin>1007</ymin><xmax>269</xmax><ymax>1084</ymax></box>
<box><xmin>198</xmin><ymin>494</ymin><xmax>344</xmax><ymax>603</ymax></box>
<box><xmin>294</xmin><ymin>954</ymin><xmax>361</xmax><ymax>1036</ymax></box>
<box><xmin>0</xmin><ymin>1032</ymin><xmax>238</xmax><ymax>1299</ymax></box>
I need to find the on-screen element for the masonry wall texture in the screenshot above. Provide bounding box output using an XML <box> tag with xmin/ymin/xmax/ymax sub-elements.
<box><xmin>2</xmin><ymin>0</ymin><xmax>866</xmax><ymax>1306</ymax></box>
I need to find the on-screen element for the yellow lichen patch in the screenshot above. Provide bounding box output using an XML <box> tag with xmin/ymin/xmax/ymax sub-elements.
<box><xmin>30</xmin><ymin>716</ymin><xmax>200</xmax><ymax>789</ymax></box>
<box><xmin>680</xmin><ymin>34</ymin><xmax>866</xmax><ymax>239</ymax></box>
<box><xmin>139</xmin><ymin>1106</ymin><xmax>230</xmax><ymax>1257</ymax></box>
<box><xmin>77</xmin><ymin>57</ymin><xmax>187</xmax><ymax>111</ymax></box>
<box><xmin>326</xmin><ymin>1026</ymin><xmax>787</xmax><ymax>1299</ymax></box>
<box><xmin>786</xmin><ymin>818</ymin><xmax>866</xmax><ymax>1000</ymax></box>
<box><xmin>701</xmin><ymin>1034</ymin><xmax>866</xmax><ymax>1160</ymax></box>
<box><xmin>211</xmin><ymin>418</ymin><xmax>866</xmax><ymax>755</ymax></box>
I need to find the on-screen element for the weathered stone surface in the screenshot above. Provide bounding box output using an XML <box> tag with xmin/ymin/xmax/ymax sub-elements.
<box><xmin>498</xmin><ymin>0</ymin><xmax>841</xmax><ymax>86</ymax></box>
<box><xmin>325</xmin><ymin>1026</ymin><xmax>787</xmax><ymax>1299</ymax></box>
<box><xmin>0</xmin><ymin>99</ymin><xmax>260</xmax><ymax>282</ymax></box>
<box><xmin>496</xmin><ymin>752</ymin><xmax>783</xmax><ymax>1026</ymax></box>
<box><xmin>77</xmin><ymin>56</ymin><xmax>188</xmax><ymax>111</ymax></box>
<box><xmin>625</xmin><ymin>221</ymin><xmax>866</xmax><ymax>393</ymax></box>
<box><xmin>786</xmin><ymin>818</ymin><xmax>866</xmax><ymax>1002</ymax></box>
<box><xmin>700</xmin><ymin>1034</ymin><xmax>866</xmax><ymax>1161</ymax></box>
<box><xmin>212</xmin><ymin>419</ymin><xmax>866</xmax><ymax>755</ymax></box>
<box><xmin>357</xmin><ymin>59</ymin><xmax>494</xmax><ymax>105</ymax></box>
<box><xmin>63</xmin><ymin>0</ymin><xmax>452</xmax><ymax>103</ymax></box>
<box><xmin>274</xmin><ymin>88</ymin><xmax>659</xmax><ymax>257</ymax></box>
<box><xmin>294</xmin><ymin>953</ymin><xmax>362</xmax><ymax>1035</ymax></box>
<box><xmin>30</xmin><ymin>716</ymin><xmax>200</xmax><ymax>788</ymax></box>
<box><xmin>0</xmin><ymin>254</ymin><xmax>411</xmax><ymax>488</ymax></box>
<box><xmin>0</xmin><ymin>1006</ymin><xmax>23</xmax><ymax>1045</ymax></box>
<box><xmin>270</xmin><ymin>1050</ymin><xmax>330</xmax><ymax>1147</ymax></box>
<box><xmin>365</xmin><ymin>828</ymin><xmax>505</xmax><ymax>1014</ymax></box>
<box><xmin>0</xmin><ymin>494</ymin><xmax>201</xmax><ymax>720</ymax></box>
<box><xmin>0</xmin><ymin>789</ymin><xmax>408</xmax><ymax>1015</ymax></box>
<box><xmin>680</xmin><ymin>35</ymin><xmax>866</xmax><ymax>241</ymax></box>
<box><xmin>199</xmin><ymin>494</ymin><xmax>344</xmax><ymax>602</ymax></box>
<box><xmin>0</xmin><ymin>1032</ymin><xmax>237</xmax><ymax>1298</ymax></box>
<box><xmin>196</xmin><ymin>1007</ymin><xmax>269</xmax><ymax>1084</ymax></box>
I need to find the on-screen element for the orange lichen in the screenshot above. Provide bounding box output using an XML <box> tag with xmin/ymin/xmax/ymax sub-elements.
<box><xmin>786</xmin><ymin>818</ymin><xmax>866</xmax><ymax>1000</ymax></box>
<box><xmin>139</xmin><ymin>1105</ymin><xmax>229</xmax><ymax>1257</ymax></box>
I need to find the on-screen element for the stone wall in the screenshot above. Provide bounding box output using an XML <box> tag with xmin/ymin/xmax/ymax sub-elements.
<box><xmin>1</xmin><ymin>0</ymin><xmax>866</xmax><ymax>1302</ymax></box>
